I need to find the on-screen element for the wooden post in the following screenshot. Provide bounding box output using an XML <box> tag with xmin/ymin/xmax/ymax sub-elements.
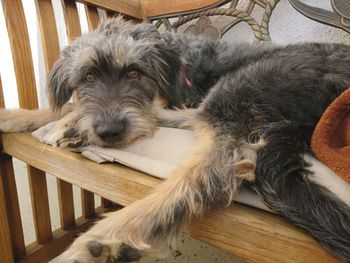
<box><xmin>28</xmin><ymin>166</ymin><xmax>53</xmax><ymax>243</ymax></box>
<box><xmin>0</xmin><ymin>152</ymin><xmax>26</xmax><ymax>258</ymax></box>
<box><xmin>0</xmin><ymin>153</ymin><xmax>15</xmax><ymax>263</ymax></box>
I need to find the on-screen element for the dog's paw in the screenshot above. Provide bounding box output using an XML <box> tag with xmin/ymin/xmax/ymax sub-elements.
<box><xmin>40</xmin><ymin>118</ymin><xmax>87</xmax><ymax>148</ymax></box>
<box><xmin>46</xmin><ymin>128</ymin><xmax>87</xmax><ymax>148</ymax></box>
<box><xmin>40</xmin><ymin>126</ymin><xmax>78</xmax><ymax>147</ymax></box>
<box><xmin>55</xmin><ymin>128</ymin><xmax>88</xmax><ymax>148</ymax></box>
<box><xmin>58</xmin><ymin>235</ymin><xmax>142</xmax><ymax>263</ymax></box>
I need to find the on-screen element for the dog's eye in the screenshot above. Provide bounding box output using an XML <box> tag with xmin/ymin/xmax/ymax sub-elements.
<box><xmin>128</xmin><ymin>70</ymin><xmax>141</xmax><ymax>80</ymax></box>
<box><xmin>85</xmin><ymin>72</ymin><xmax>96</xmax><ymax>83</ymax></box>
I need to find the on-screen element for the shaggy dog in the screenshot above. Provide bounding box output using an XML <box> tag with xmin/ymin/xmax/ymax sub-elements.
<box><xmin>1</xmin><ymin>17</ymin><xmax>349</xmax><ymax>262</ymax></box>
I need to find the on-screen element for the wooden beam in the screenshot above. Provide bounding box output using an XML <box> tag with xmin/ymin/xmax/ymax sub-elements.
<box><xmin>77</xmin><ymin>0</ymin><xmax>142</xmax><ymax>19</ymax></box>
<box><xmin>141</xmin><ymin>0</ymin><xmax>228</xmax><ymax>18</ymax></box>
<box><xmin>190</xmin><ymin>204</ymin><xmax>339</xmax><ymax>263</ymax></box>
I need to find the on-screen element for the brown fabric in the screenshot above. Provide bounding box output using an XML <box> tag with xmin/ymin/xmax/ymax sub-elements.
<box><xmin>311</xmin><ymin>88</ymin><xmax>350</xmax><ymax>184</ymax></box>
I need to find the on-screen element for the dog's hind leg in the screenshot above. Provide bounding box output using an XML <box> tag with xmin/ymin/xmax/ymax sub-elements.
<box><xmin>57</xmin><ymin>119</ymin><xmax>260</xmax><ymax>263</ymax></box>
<box><xmin>0</xmin><ymin>104</ymin><xmax>74</xmax><ymax>133</ymax></box>
<box><xmin>252</xmin><ymin>123</ymin><xmax>350</xmax><ymax>261</ymax></box>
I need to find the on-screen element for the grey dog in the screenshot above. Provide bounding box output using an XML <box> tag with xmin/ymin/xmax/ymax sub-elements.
<box><xmin>1</xmin><ymin>16</ymin><xmax>349</xmax><ymax>262</ymax></box>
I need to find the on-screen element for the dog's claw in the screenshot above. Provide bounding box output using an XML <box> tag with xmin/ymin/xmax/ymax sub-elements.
<box><xmin>67</xmin><ymin>139</ymin><xmax>84</xmax><ymax>148</ymax></box>
<box><xmin>55</xmin><ymin>131</ymin><xmax>87</xmax><ymax>149</ymax></box>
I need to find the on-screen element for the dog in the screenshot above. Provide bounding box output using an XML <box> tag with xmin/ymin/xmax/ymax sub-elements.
<box><xmin>1</xmin><ymin>17</ymin><xmax>350</xmax><ymax>262</ymax></box>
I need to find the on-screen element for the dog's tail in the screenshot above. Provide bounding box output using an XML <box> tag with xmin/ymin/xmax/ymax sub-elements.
<box><xmin>0</xmin><ymin>104</ymin><xmax>74</xmax><ymax>133</ymax></box>
<box><xmin>252</xmin><ymin>125</ymin><xmax>350</xmax><ymax>262</ymax></box>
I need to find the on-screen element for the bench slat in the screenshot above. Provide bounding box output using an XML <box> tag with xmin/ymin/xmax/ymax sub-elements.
<box><xmin>28</xmin><ymin>166</ymin><xmax>53</xmax><ymax>243</ymax></box>
<box><xmin>62</xmin><ymin>0</ymin><xmax>82</xmax><ymax>43</ymax></box>
<box><xmin>85</xmin><ymin>5</ymin><xmax>101</xmax><ymax>30</ymax></box>
<box><xmin>141</xmin><ymin>0</ymin><xmax>228</xmax><ymax>18</ymax></box>
<box><xmin>1</xmin><ymin>0</ymin><xmax>38</xmax><ymax>109</ymax></box>
<box><xmin>101</xmin><ymin>198</ymin><xmax>113</xmax><ymax>208</ymax></box>
<box><xmin>77</xmin><ymin>0</ymin><xmax>142</xmax><ymax>19</ymax></box>
<box><xmin>35</xmin><ymin>0</ymin><xmax>61</xmax><ymax>71</ymax></box>
<box><xmin>0</xmin><ymin>157</ymin><xmax>15</xmax><ymax>263</ymax></box>
<box><xmin>190</xmin><ymin>205</ymin><xmax>340</xmax><ymax>263</ymax></box>
<box><xmin>81</xmin><ymin>190</ymin><xmax>95</xmax><ymax>218</ymax></box>
<box><xmin>0</xmin><ymin>155</ymin><xmax>26</xmax><ymax>258</ymax></box>
<box><xmin>57</xmin><ymin>179</ymin><xmax>76</xmax><ymax>230</ymax></box>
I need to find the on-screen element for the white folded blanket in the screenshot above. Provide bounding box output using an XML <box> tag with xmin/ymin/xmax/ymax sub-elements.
<box><xmin>32</xmin><ymin>122</ymin><xmax>350</xmax><ymax>212</ymax></box>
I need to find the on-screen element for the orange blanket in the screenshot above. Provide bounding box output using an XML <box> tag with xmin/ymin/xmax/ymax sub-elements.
<box><xmin>311</xmin><ymin>88</ymin><xmax>350</xmax><ymax>184</ymax></box>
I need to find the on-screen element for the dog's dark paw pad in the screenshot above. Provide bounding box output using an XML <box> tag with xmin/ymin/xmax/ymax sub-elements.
<box><xmin>68</xmin><ymin>139</ymin><xmax>84</xmax><ymax>148</ymax></box>
<box><xmin>116</xmin><ymin>243</ymin><xmax>142</xmax><ymax>262</ymax></box>
<box><xmin>87</xmin><ymin>240</ymin><xmax>104</xmax><ymax>258</ymax></box>
<box><xmin>63</xmin><ymin>128</ymin><xmax>78</xmax><ymax>138</ymax></box>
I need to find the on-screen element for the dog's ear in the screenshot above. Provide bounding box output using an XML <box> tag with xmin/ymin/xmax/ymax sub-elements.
<box><xmin>150</xmin><ymin>43</ymin><xmax>184</xmax><ymax>108</ymax></box>
<box><xmin>47</xmin><ymin>48</ymin><xmax>74</xmax><ymax>111</ymax></box>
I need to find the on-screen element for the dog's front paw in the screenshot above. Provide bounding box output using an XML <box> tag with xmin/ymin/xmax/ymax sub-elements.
<box><xmin>40</xmin><ymin>126</ymin><xmax>80</xmax><ymax>147</ymax></box>
<box><xmin>55</xmin><ymin>128</ymin><xmax>88</xmax><ymax>148</ymax></box>
<box><xmin>58</xmin><ymin>235</ymin><xmax>142</xmax><ymax>263</ymax></box>
<box><xmin>41</xmin><ymin>121</ymin><xmax>87</xmax><ymax>148</ymax></box>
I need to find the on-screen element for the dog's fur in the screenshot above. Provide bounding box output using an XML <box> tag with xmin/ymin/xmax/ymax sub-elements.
<box><xmin>1</xmin><ymin>17</ymin><xmax>350</xmax><ymax>262</ymax></box>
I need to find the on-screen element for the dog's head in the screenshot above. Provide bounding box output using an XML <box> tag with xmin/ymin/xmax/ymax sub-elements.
<box><xmin>47</xmin><ymin>21</ymin><xmax>184</xmax><ymax>147</ymax></box>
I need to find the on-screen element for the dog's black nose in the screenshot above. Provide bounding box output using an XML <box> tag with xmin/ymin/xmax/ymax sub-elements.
<box><xmin>95</xmin><ymin>122</ymin><xmax>125</xmax><ymax>143</ymax></box>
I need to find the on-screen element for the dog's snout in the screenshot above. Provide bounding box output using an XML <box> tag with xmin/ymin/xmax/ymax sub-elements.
<box><xmin>95</xmin><ymin>122</ymin><xmax>125</xmax><ymax>143</ymax></box>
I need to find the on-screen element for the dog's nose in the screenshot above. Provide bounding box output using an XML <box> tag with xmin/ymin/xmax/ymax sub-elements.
<box><xmin>95</xmin><ymin>122</ymin><xmax>125</xmax><ymax>143</ymax></box>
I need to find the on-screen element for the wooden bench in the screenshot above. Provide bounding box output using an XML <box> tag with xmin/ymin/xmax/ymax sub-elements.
<box><xmin>0</xmin><ymin>1</ymin><xmax>341</xmax><ymax>262</ymax></box>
